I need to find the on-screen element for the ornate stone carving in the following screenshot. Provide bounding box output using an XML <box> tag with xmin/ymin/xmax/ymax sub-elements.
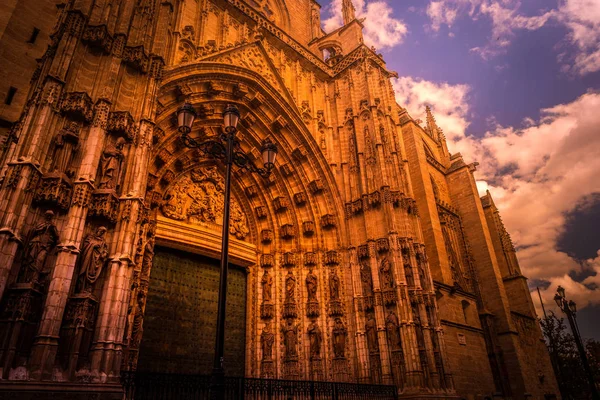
<box><xmin>260</xmin><ymin>254</ymin><xmax>274</xmax><ymax>268</ymax></box>
<box><xmin>280</xmin><ymin>163</ymin><xmax>293</xmax><ymax>176</ymax></box>
<box><xmin>51</xmin><ymin>122</ymin><xmax>80</xmax><ymax>176</ymax></box>
<box><xmin>261</xmin><ymin>269</ymin><xmax>273</xmax><ymax>303</ymax></box>
<box><xmin>34</xmin><ymin>174</ymin><xmax>73</xmax><ymax>211</ymax></box>
<box><xmin>294</xmin><ymin>192</ymin><xmax>307</xmax><ymax>205</ymax></box>
<box><xmin>379</xmin><ymin>257</ymin><xmax>394</xmax><ymax>290</ymax></box>
<box><xmin>324</xmin><ymin>250</ymin><xmax>340</xmax><ymax>265</ymax></box>
<box><xmin>304</xmin><ymin>252</ymin><xmax>317</xmax><ymax>266</ymax></box>
<box><xmin>260</xmin><ymin>229</ymin><xmax>273</xmax><ymax>243</ymax></box>
<box><xmin>306</xmin><ymin>269</ymin><xmax>319</xmax><ymax>317</ymax></box>
<box><xmin>273</xmin><ymin>196</ymin><xmax>290</xmax><ymax>212</ymax></box>
<box><xmin>17</xmin><ymin>211</ymin><xmax>59</xmax><ymax>285</ymax></box>
<box><xmin>386</xmin><ymin>311</ymin><xmax>402</xmax><ymax>351</ymax></box>
<box><xmin>308</xmin><ymin>179</ymin><xmax>324</xmax><ymax>194</ymax></box>
<box><xmin>280</xmin><ymin>224</ymin><xmax>295</xmax><ymax>239</ymax></box>
<box><xmin>82</xmin><ymin>25</ymin><xmax>113</xmax><ymax>54</ymax></box>
<box><xmin>122</xmin><ymin>45</ymin><xmax>150</xmax><ymax>73</ymax></box>
<box><xmin>307</xmin><ymin>321</ymin><xmax>322</xmax><ymax>360</ymax></box>
<box><xmin>281</xmin><ymin>252</ymin><xmax>296</xmax><ymax>268</ymax></box>
<box><xmin>332</xmin><ymin>318</ymin><xmax>348</xmax><ymax>358</ymax></box>
<box><xmin>75</xmin><ymin>227</ymin><xmax>108</xmax><ymax>294</ymax></box>
<box><xmin>302</xmin><ymin>220</ymin><xmax>315</xmax><ymax>236</ymax></box>
<box><xmin>283</xmin><ymin>270</ymin><xmax>297</xmax><ymax>318</ymax></box>
<box><xmin>358</xmin><ymin>244</ymin><xmax>370</xmax><ymax>259</ymax></box>
<box><xmin>292</xmin><ymin>146</ymin><xmax>308</xmax><ymax>161</ymax></box>
<box><xmin>107</xmin><ymin>112</ymin><xmax>137</xmax><ymax>141</ymax></box>
<box><xmin>89</xmin><ymin>190</ymin><xmax>120</xmax><ymax>222</ymax></box>
<box><xmin>329</xmin><ymin>270</ymin><xmax>341</xmax><ymax>301</ymax></box>
<box><xmin>98</xmin><ymin>137</ymin><xmax>126</xmax><ymax>191</ymax></box>
<box><xmin>161</xmin><ymin>168</ymin><xmax>250</xmax><ymax>240</ymax></box>
<box><xmin>255</xmin><ymin>206</ymin><xmax>268</xmax><ymax>219</ymax></box>
<box><xmin>60</xmin><ymin>92</ymin><xmax>94</xmax><ymax>122</ymax></box>
<box><xmin>320</xmin><ymin>214</ymin><xmax>336</xmax><ymax>229</ymax></box>
<box><xmin>377</xmin><ymin>238</ymin><xmax>389</xmax><ymax>253</ymax></box>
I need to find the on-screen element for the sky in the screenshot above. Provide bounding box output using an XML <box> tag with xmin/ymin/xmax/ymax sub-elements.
<box><xmin>320</xmin><ymin>0</ymin><xmax>600</xmax><ymax>340</ymax></box>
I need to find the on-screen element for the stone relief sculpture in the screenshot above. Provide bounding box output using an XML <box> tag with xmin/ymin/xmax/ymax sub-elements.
<box><xmin>261</xmin><ymin>269</ymin><xmax>273</xmax><ymax>303</ymax></box>
<box><xmin>379</xmin><ymin>257</ymin><xmax>394</xmax><ymax>290</ymax></box>
<box><xmin>261</xmin><ymin>323</ymin><xmax>275</xmax><ymax>361</ymax></box>
<box><xmin>306</xmin><ymin>269</ymin><xmax>318</xmax><ymax>302</ymax></box>
<box><xmin>285</xmin><ymin>270</ymin><xmax>296</xmax><ymax>303</ymax></box>
<box><xmin>329</xmin><ymin>270</ymin><xmax>340</xmax><ymax>300</ymax></box>
<box><xmin>366</xmin><ymin>314</ymin><xmax>379</xmax><ymax>353</ymax></box>
<box><xmin>18</xmin><ymin>210</ymin><xmax>59</xmax><ymax>284</ymax></box>
<box><xmin>76</xmin><ymin>226</ymin><xmax>109</xmax><ymax>294</ymax></box>
<box><xmin>386</xmin><ymin>310</ymin><xmax>402</xmax><ymax>351</ymax></box>
<box><xmin>307</xmin><ymin>321</ymin><xmax>322</xmax><ymax>360</ymax></box>
<box><xmin>51</xmin><ymin>122</ymin><xmax>80</xmax><ymax>176</ymax></box>
<box><xmin>332</xmin><ymin>318</ymin><xmax>348</xmax><ymax>358</ymax></box>
<box><xmin>161</xmin><ymin>167</ymin><xmax>249</xmax><ymax>240</ymax></box>
<box><xmin>360</xmin><ymin>260</ymin><xmax>373</xmax><ymax>296</ymax></box>
<box><xmin>282</xmin><ymin>319</ymin><xmax>298</xmax><ymax>361</ymax></box>
<box><xmin>98</xmin><ymin>137</ymin><xmax>126</xmax><ymax>190</ymax></box>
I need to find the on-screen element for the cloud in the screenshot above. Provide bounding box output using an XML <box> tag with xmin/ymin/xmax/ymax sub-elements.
<box><xmin>323</xmin><ymin>0</ymin><xmax>408</xmax><ymax>49</ymax></box>
<box><xmin>424</xmin><ymin>0</ymin><xmax>600</xmax><ymax>75</ymax></box>
<box><xmin>393</xmin><ymin>76</ymin><xmax>600</xmax><ymax>315</ymax></box>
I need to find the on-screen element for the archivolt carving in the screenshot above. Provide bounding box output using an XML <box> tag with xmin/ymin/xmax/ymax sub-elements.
<box><xmin>161</xmin><ymin>167</ymin><xmax>250</xmax><ymax>240</ymax></box>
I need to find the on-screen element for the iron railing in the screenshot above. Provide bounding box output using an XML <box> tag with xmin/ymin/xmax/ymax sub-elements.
<box><xmin>121</xmin><ymin>372</ymin><xmax>399</xmax><ymax>400</ymax></box>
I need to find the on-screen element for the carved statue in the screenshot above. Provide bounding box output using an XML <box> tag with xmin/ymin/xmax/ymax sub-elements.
<box><xmin>332</xmin><ymin>318</ymin><xmax>348</xmax><ymax>358</ymax></box>
<box><xmin>18</xmin><ymin>210</ymin><xmax>59</xmax><ymax>284</ymax></box>
<box><xmin>405</xmin><ymin>263</ymin><xmax>414</xmax><ymax>286</ymax></box>
<box><xmin>329</xmin><ymin>270</ymin><xmax>340</xmax><ymax>300</ymax></box>
<box><xmin>51</xmin><ymin>122</ymin><xmax>79</xmax><ymax>176</ymax></box>
<box><xmin>307</xmin><ymin>321</ymin><xmax>322</xmax><ymax>360</ymax></box>
<box><xmin>306</xmin><ymin>269</ymin><xmax>318</xmax><ymax>302</ymax></box>
<box><xmin>261</xmin><ymin>269</ymin><xmax>273</xmax><ymax>303</ymax></box>
<box><xmin>379</xmin><ymin>257</ymin><xmax>394</xmax><ymax>290</ymax></box>
<box><xmin>285</xmin><ymin>270</ymin><xmax>296</xmax><ymax>303</ymax></box>
<box><xmin>76</xmin><ymin>226</ymin><xmax>109</xmax><ymax>293</ymax></box>
<box><xmin>98</xmin><ymin>137</ymin><xmax>126</xmax><ymax>190</ymax></box>
<box><xmin>261</xmin><ymin>323</ymin><xmax>275</xmax><ymax>361</ymax></box>
<box><xmin>360</xmin><ymin>260</ymin><xmax>373</xmax><ymax>297</ymax></box>
<box><xmin>310</xmin><ymin>8</ymin><xmax>321</xmax><ymax>39</ymax></box>
<box><xmin>282</xmin><ymin>319</ymin><xmax>298</xmax><ymax>360</ymax></box>
<box><xmin>386</xmin><ymin>310</ymin><xmax>402</xmax><ymax>351</ymax></box>
<box><xmin>366</xmin><ymin>314</ymin><xmax>379</xmax><ymax>353</ymax></box>
<box><xmin>131</xmin><ymin>293</ymin><xmax>145</xmax><ymax>348</ymax></box>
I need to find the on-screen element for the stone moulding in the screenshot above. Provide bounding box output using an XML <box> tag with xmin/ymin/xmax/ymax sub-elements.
<box><xmin>60</xmin><ymin>92</ymin><xmax>94</xmax><ymax>123</ymax></box>
<box><xmin>81</xmin><ymin>24</ymin><xmax>114</xmax><ymax>54</ymax></box>
<box><xmin>107</xmin><ymin>111</ymin><xmax>137</xmax><ymax>141</ymax></box>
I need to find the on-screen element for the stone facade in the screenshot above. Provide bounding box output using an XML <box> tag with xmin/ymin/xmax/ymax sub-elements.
<box><xmin>0</xmin><ymin>1</ymin><xmax>558</xmax><ymax>399</ymax></box>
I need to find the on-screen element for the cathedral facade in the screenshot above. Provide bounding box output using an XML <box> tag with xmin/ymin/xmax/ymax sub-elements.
<box><xmin>0</xmin><ymin>0</ymin><xmax>559</xmax><ymax>399</ymax></box>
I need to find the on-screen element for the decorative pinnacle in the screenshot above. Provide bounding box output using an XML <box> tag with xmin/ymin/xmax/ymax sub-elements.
<box><xmin>342</xmin><ymin>0</ymin><xmax>357</xmax><ymax>25</ymax></box>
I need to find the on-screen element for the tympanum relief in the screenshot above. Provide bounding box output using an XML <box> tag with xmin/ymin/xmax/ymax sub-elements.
<box><xmin>161</xmin><ymin>167</ymin><xmax>249</xmax><ymax>240</ymax></box>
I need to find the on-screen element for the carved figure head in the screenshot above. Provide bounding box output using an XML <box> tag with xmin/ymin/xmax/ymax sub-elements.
<box><xmin>44</xmin><ymin>210</ymin><xmax>55</xmax><ymax>221</ymax></box>
<box><xmin>115</xmin><ymin>137</ymin><xmax>126</xmax><ymax>149</ymax></box>
<box><xmin>96</xmin><ymin>226</ymin><xmax>108</xmax><ymax>237</ymax></box>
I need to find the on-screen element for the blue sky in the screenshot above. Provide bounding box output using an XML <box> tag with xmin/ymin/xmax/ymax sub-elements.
<box><xmin>321</xmin><ymin>0</ymin><xmax>600</xmax><ymax>339</ymax></box>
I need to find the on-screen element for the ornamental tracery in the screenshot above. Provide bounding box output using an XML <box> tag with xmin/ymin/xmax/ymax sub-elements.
<box><xmin>161</xmin><ymin>166</ymin><xmax>250</xmax><ymax>240</ymax></box>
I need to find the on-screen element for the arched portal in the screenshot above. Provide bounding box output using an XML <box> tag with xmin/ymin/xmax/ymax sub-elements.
<box><xmin>130</xmin><ymin>57</ymin><xmax>349</xmax><ymax>381</ymax></box>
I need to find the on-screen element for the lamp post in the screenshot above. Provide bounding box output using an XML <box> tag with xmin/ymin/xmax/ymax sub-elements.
<box><xmin>177</xmin><ymin>103</ymin><xmax>277</xmax><ymax>399</ymax></box>
<box><xmin>554</xmin><ymin>286</ymin><xmax>599</xmax><ymax>400</ymax></box>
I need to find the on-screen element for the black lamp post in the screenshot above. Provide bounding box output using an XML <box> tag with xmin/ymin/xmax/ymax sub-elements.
<box><xmin>177</xmin><ymin>103</ymin><xmax>277</xmax><ymax>399</ymax></box>
<box><xmin>554</xmin><ymin>286</ymin><xmax>599</xmax><ymax>400</ymax></box>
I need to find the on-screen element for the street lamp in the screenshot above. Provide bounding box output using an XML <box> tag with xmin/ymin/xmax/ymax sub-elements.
<box><xmin>554</xmin><ymin>286</ymin><xmax>599</xmax><ymax>400</ymax></box>
<box><xmin>177</xmin><ymin>103</ymin><xmax>277</xmax><ymax>399</ymax></box>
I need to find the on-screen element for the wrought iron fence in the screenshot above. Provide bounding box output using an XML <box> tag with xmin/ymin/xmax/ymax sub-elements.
<box><xmin>121</xmin><ymin>372</ymin><xmax>399</xmax><ymax>400</ymax></box>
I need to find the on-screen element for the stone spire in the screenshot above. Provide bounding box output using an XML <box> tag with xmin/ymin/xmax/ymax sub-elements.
<box><xmin>342</xmin><ymin>0</ymin><xmax>357</xmax><ymax>25</ymax></box>
<box><xmin>425</xmin><ymin>105</ymin><xmax>440</xmax><ymax>142</ymax></box>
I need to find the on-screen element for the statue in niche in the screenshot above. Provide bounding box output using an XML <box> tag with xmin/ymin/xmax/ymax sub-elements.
<box><xmin>329</xmin><ymin>270</ymin><xmax>341</xmax><ymax>300</ymax></box>
<box><xmin>332</xmin><ymin>318</ymin><xmax>348</xmax><ymax>358</ymax></box>
<box><xmin>310</xmin><ymin>8</ymin><xmax>321</xmax><ymax>39</ymax></box>
<box><xmin>141</xmin><ymin>235</ymin><xmax>155</xmax><ymax>277</ymax></box>
<box><xmin>51</xmin><ymin>122</ymin><xmax>80</xmax><ymax>177</ymax></box>
<box><xmin>76</xmin><ymin>226</ymin><xmax>109</xmax><ymax>294</ymax></box>
<box><xmin>379</xmin><ymin>257</ymin><xmax>394</xmax><ymax>290</ymax></box>
<box><xmin>365</xmin><ymin>314</ymin><xmax>379</xmax><ymax>353</ymax></box>
<box><xmin>307</xmin><ymin>321</ymin><xmax>322</xmax><ymax>360</ymax></box>
<box><xmin>98</xmin><ymin>137</ymin><xmax>126</xmax><ymax>190</ymax></box>
<box><xmin>306</xmin><ymin>269</ymin><xmax>318</xmax><ymax>302</ymax></box>
<box><xmin>285</xmin><ymin>270</ymin><xmax>296</xmax><ymax>303</ymax></box>
<box><xmin>281</xmin><ymin>319</ymin><xmax>298</xmax><ymax>361</ymax></box>
<box><xmin>18</xmin><ymin>210</ymin><xmax>59</xmax><ymax>284</ymax></box>
<box><xmin>360</xmin><ymin>260</ymin><xmax>373</xmax><ymax>297</ymax></box>
<box><xmin>261</xmin><ymin>323</ymin><xmax>275</xmax><ymax>361</ymax></box>
<box><xmin>131</xmin><ymin>293</ymin><xmax>145</xmax><ymax>348</ymax></box>
<box><xmin>386</xmin><ymin>310</ymin><xmax>402</xmax><ymax>351</ymax></box>
<box><xmin>261</xmin><ymin>269</ymin><xmax>273</xmax><ymax>303</ymax></box>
